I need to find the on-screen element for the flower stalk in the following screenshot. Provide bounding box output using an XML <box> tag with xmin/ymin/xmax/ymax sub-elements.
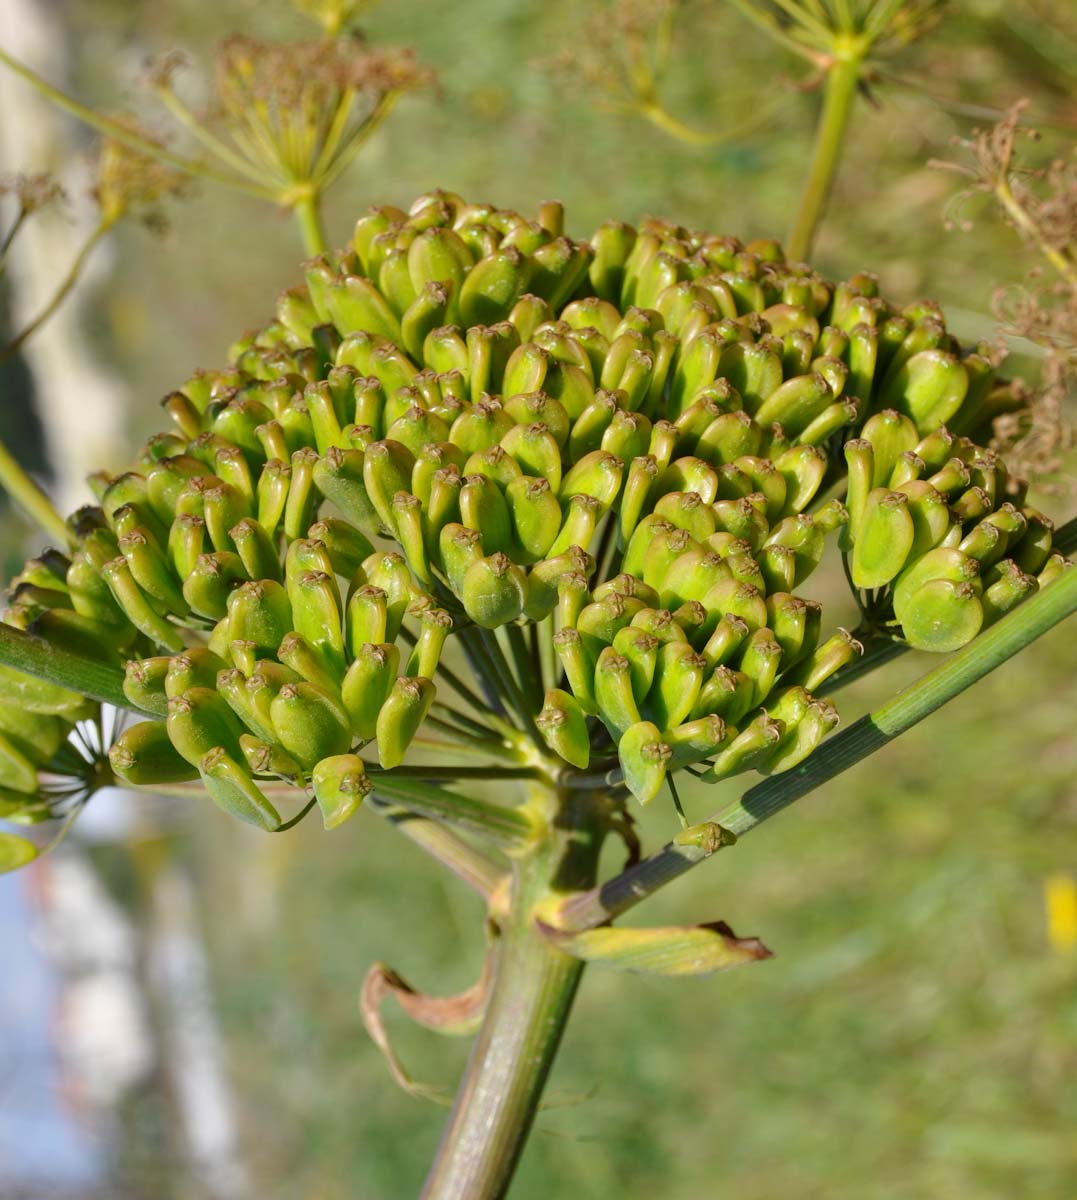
<box><xmin>786</xmin><ymin>52</ymin><xmax>862</xmax><ymax>260</ymax></box>
<box><xmin>0</xmin><ymin>439</ymin><xmax>70</xmax><ymax>546</ymax></box>
<box><xmin>0</xmin><ymin>623</ymin><xmax>136</xmax><ymax>713</ymax></box>
<box><xmin>291</xmin><ymin>189</ymin><xmax>329</xmax><ymax>257</ymax></box>
<box><xmin>421</xmin><ymin>785</ymin><xmax>605</xmax><ymax>1200</ymax></box>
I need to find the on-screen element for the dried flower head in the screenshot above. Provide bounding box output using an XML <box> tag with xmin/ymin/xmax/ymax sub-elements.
<box><xmin>93</xmin><ymin>118</ymin><xmax>192</xmax><ymax>230</ymax></box>
<box><xmin>546</xmin><ymin>0</ymin><xmax>681</xmax><ymax>109</ymax></box>
<box><xmin>191</xmin><ymin>35</ymin><xmax>431</xmax><ymax>188</ymax></box>
<box><xmin>933</xmin><ymin>100</ymin><xmax>1076</xmax><ymax>484</ymax></box>
<box><xmin>0</xmin><ymin>171</ymin><xmax>67</xmax><ymax>215</ymax></box>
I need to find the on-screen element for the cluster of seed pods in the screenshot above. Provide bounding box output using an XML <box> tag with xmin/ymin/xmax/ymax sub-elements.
<box><xmin>0</xmin><ymin>191</ymin><xmax>1065</xmax><ymax>819</ymax></box>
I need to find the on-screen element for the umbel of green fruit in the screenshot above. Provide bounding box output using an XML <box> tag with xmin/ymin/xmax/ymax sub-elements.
<box><xmin>1</xmin><ymin>191</ymin><xmax>1065</xmax><ymax>834</ymax></box>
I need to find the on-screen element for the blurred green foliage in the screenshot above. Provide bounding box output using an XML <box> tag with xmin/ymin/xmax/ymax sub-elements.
<box><xmin>3</xmin><ymin>0</ymin><xmax>1076</xmax><ymax>1195</ymax></box>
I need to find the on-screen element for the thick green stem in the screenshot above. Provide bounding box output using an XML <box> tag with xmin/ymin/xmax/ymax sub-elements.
<box><xmin>421</xmin><ymin>787</ymin><xmax>604</xmax><ymax>1199</ymax></box>
<box><xmin>786</xmin><ymin>55</ymin><xmax>862</xmax><ymax>261</ymax></box>
<box><xmin>0</xmin><ymin>438</ymin><xmax>70</xmax><ymax>546</ymax></box>
<box><xmin>717</xmin><ymin>566</ymin><xmax>1077</xmax><ymax>835</ymax></box>
<box><xmin>291</xmin><ymin>190</ymin><xmax>329</xmax><ymax>256</ymax></box>
<box><xmin>558</xmin><ymin>567</ymin><xmax>1077</xmax><ymax>930</ymax></box>
<box><xmin>0</xmin><ymin>623</ymin><xmax>146</xmax><ymax>713</ymax></box>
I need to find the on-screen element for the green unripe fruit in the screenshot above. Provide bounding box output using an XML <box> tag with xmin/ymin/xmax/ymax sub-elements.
<box><xmin>342</xmin><ymin>643</ymin><xmax>400</xmax><ymax>741</ymax></box>
<box><xmin>123</xmin><ymin>656</ymin><xmax>172</xmax><ymax>715</ymax></box>
<box><xmin>646</xmin><ymin>641</ymin><xmax>707</xmax><ymax>730</ymax></box>
<box><xmin>182</xmin><ymin>552</ymin><xmax>249</xmax><ymax>621</ymax></box>
<box><xmin>536</xmin><ymin>688</ymin><xmax>591</xmax><ymax>769</ymax></box>
<box><xmin>881</xmin><ymin>348</ymin><xmax>969</xmax><ymax>434</ymax></box>
<box><xmin>783</xmin><ymin>628</ymin><xmax>863</xmax><ymax>692</ymax></box>
<box><xmin>553</xmin><ymin>627</ymin><xmax>597</xmax><ymax>714</ymax></box>
<box><xmin>199</xmin><ymin>747</ymin><xmax>281</xmax><ymax>831</ymax></box>
<box><xmin>101</xmin><ymin>556</ymin><xmax>184</xmax><ymax>651</ymax></box>
<box><xmin>462</xmin><ymin>553</ymin><xmax>527</xmax><ymax>628</ymax></box>
<box><xmin>167</xmin><ymin>688</ymin><xmax>245</xmax><ymax>767</ymax></box>
<box><xmin>269</xmin><ymin>682</ymin><xmax>352</xmax><ymax>770</ymax></box>
<box><xmin>900</xmin><ymin>579</ymin><xmax>984</xmax><ymax>652</ymax></box>
<box><xmin>981</xmin><ymin>560</ymin><xmax>1038</xmax><ymax>627</ymax></box>
<box><xmin>165</xmin><ymin>648</ymin><xmax>229</xmax><ymax>699</ymax></box>
<box><xmin>227</xmin><ymin>580</ymin><xmax>293</xmax><ymax>656</ymax></box>
<box><xmin>850</xmin><ymin>490</ymin><xmax>914</xmax><ymax>590</ymax></box>
<box><xmin>618</xmin><ymin>720</ymin><xmax>672</xmax><ymax>806</ymax></box>
<box><xmin>375</xmin><ymin>676</ymin><xmax>436</xmax><ymax>769</ymax></box>
<box><xmin>312</xmin><ymin>754</ymin><xmax>373</xmax><ymax>830</ymax></box>
<box><xmin>110</xmin><ymin>720</ymin><xmax>199</xmax><ymax>785</ymax></box>
<box><xmin>701</xmin><ymin>712</ymin><xmax>784</xmax><ymax>784</ymax></box>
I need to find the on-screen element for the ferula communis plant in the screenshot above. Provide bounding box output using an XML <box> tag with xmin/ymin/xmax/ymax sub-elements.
<box><xmin>0</xmin><ymin>191</ymin><xmax>1074</xmax><ymax>1196</ymax></box>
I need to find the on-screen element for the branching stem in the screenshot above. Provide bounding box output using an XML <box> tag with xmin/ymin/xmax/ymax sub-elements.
<box><xmin>557</xmin><ymin>567</ymin><xmax>1077</xmax><ymax>930</ymax></box>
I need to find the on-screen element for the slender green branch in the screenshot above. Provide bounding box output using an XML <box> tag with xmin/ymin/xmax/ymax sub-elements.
<box><xmin>786</xmin><ymin>55</ymin><xmax>862</xmax><ymax>260</ymax></box>
<box><xmin>427</xmin><ymin>707</ymin><xmax>507</xmax><ymax>745</ymax></box>
<box><xmin>476</xmin><ymin>628</ymin><xmax>543</xmax><ymax>742</ymax></box>
<box><xmin>503</xmin><ymin>623</ymin><xmax>543</xmax><ymax>712</ymax></box>
<box><xmin>0</xmin><ymin>47</ymin><xmax>279</xmax><ymax>200</ymax></box>
<box><xmin>448</xmin><ymin>631</ymin><xmax>511</xmax><ymax>719</ymax></box>
<box><xmin>370</xmin><ymin>774</ymin><xmax>538</xmax><ymax>850</ymax></box>
<box><xmin>153</xmin><ymin>85</ymin><xmax>268</xmax><ymax>183</ymax></box>
<box><xmin>0</xmin><ymin>206</ymin><xmax>29</xmax><ymax>272</ymax></box>
<box><xmin>0</xmin><ymin>437</ymin><xmax>70</xmax><ymax>546</ymax></box>
<box><xmin>769</xmin><ymin>0</ymin><xmax>833</xmax><ymax>42</ymax></box>
<box><xmin>458</xmin><ymin>629</ymin><xmax>523</xmax><ymax>727</ymax></box>
<box><xmin>0</xmin><ymin>624</ymin><xmax>151</xmax><ymax>715</ymax></box>
<box><xmin>272</xmin><ymin>794</ymin><xmax>319</xmax><ymax>831</ymax></box>
<box><xmin>319</xmin><ymin>92</ymin><xmax>401</xmax><ymax>189</ymax></box>
<box><xmin>433</xmin><ymin>654</ymin><xmax>506</xmax><ymax>725</ymax></box>
<box><xmin>995</xmin><ymin>177</ymin><xmax>1077</xmax><ymax>288</ymax></box>
<box><xmin>371</xmin><ymin>798</ymin><xmax>507</xmax><ymax>899</ymax></box>
<box><xmin>366</xmin><ymin>764</ymin><xmax>540</xmax><ymax>784</ymax></box>
<box><xmin>0</xmin><ymin>218</ymin><xmax>113</xmax><ymax>367</ymax></box>
<box><xmin>557</xmin><ymin>568</ymin><xmax>1077</xmax><ymax>930</ymax></box>
<box><xmin>727</xmin><ymin>0</ymin><xmax>824</xmax><ymax>62</ymax></box>
<box><xmin>639</xmin><ymin>89</ymin><xmax>793</xmax><ymax>149</ymax></box>
<box><xmin>413</xmin><ymin>733</ymin><xmax>522</xmax><ymax>765</ymax></box>
<box><xmin>310</xmin><ymin>86</ymin><xmax>358</xmax><ymax>180</ymax></box>
<box><xmin>638</xmin><ymin>102</ymin><xmax>728</xmax><ymax>147</ymax></box>
<box><xmin>39</xmin><ymin>795</ymin><xmax>89</xmax><ymax>855</ymax></box>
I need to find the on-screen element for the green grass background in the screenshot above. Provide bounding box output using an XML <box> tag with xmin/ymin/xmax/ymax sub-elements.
<box><xmin>4</xmin><ymin>1</ymin><xmax>1077</xmax><ymax>1195</ymax></box>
